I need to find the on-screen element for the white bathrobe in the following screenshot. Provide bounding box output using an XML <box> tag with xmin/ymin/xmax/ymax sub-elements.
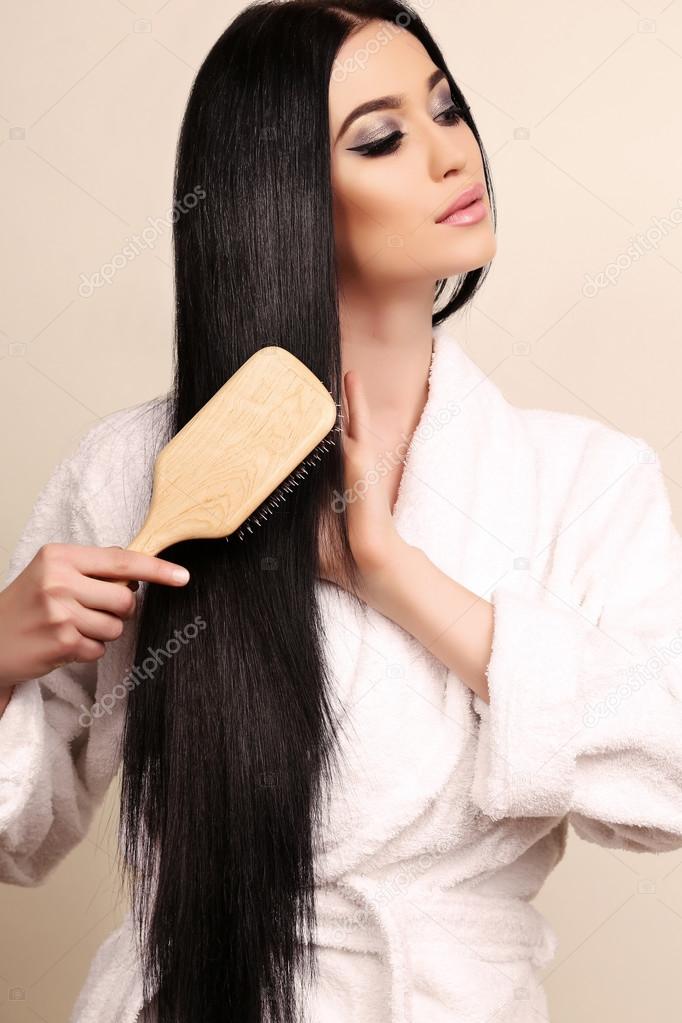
<box><xmin>1</xmin><ymin>323</ymin><xmax>681</xmax><ymax>1023</ymax></box>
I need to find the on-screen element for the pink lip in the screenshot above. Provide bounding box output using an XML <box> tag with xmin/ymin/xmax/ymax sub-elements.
<box><xmin>436</xmin><ymin>182</ymin><xmax>487</xmax><ymax>226</ymax></box>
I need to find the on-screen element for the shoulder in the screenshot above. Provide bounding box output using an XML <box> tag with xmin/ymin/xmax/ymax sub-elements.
<box><xmin>514</xmin><ymin>406</ymin><xmax>673</xmax><ymax>558</ymax></box>
<box><xmin>506</xmin><ymin>405</ymin><xmax>679</xmax><ymax>612</ymax></box>
<box><xmin>438</xmin><ymin>328</ymin><xmax>675</xmax><ymax>571</ymax></box>
<box><xmin>438</xmin><ymin>332</ymin><xmax>656</xmax><ymax>484</ymax></box>
<box><xmin>61</xmin><ymin>393</ymin><xmax>173</xmax><ymax>547</ymax></box>
<box><xmin>517</xmin><ymin>405</ymin><xmax>658</xmax><ymax>490</ymax></box>
<box><xmin>68</xmin><ymin>393</ymin><xmax>171</xmax><ymax>481</ymax></box>
<box><xmin>520</xmin><ymin>405</ymin><xmax>652</xmax><ymax>460</ymax></box>
<box><xmin>3</xmin><ymin>394</ymin><xmax>172</xmax><ymax>589</ymax></box>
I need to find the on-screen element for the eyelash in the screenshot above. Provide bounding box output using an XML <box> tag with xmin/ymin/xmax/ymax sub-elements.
<box><xmin>352</xmin><ymin>105</ymin><xmax>463</xmax><ymax>158</ymax></box>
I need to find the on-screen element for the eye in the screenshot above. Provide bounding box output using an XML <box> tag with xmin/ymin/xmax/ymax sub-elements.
<box><xmin>437</xmin><ymin>104</ymin><xmax>463</xmax><ymax>126</ymax></box>
<box><xmin>348</xmin><ymin>104</ymin><xmax>464</xmax><ymax>159</ymax></box>
<box><xmin>348</xmin><ymin>130</ymin><xmax>405</xmax><ymax>158</ymax></box>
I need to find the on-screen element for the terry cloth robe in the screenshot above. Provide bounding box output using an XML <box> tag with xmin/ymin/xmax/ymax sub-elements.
<box><xmin>1</xmin><ymin>322</ymin><xmax>681</xmax><ymax>1023</ymax></box>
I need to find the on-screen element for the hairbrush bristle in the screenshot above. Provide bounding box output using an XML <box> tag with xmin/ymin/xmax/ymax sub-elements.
<box><xmin>225</xmin><ymin>417</ymin><xmax>342</xmax><ymax>543</ymax></box>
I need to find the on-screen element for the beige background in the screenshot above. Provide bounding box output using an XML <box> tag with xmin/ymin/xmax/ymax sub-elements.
<box><xmin>1</xmin><ymin>0</ymin><xmax>682</xmax><ymax>1020</ymax></box>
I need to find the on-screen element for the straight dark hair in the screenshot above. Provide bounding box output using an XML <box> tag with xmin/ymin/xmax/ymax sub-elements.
<box><xmin>117</xmin><ymin>2</ymin><xmax>496</xmax><ymax>1021</ymax></box>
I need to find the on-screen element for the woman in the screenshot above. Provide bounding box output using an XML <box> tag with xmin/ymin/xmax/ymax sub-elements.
<box><xmin>1</xmin><ymin>2</ymin><xmax>681</xmax><ymax>1021</ymax></box>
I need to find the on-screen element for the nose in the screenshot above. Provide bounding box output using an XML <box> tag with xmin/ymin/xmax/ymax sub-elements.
<box><xmin>422</xmin><ymin>116</ymin><xmax>468</xmax><ymax>183</ymax></box>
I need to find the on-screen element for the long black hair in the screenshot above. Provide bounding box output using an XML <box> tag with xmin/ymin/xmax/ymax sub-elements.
<box><xmin>117</xmin><ymin>2</ymin><xmax>496</xmax><ymax>1021</ymax></box>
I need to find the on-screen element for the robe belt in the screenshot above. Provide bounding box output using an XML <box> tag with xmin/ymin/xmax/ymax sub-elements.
<box><xmin>336</xmin><ymin>873</ymin><xmax>413</xmax><ymax>1023</ymax></box>
<box><xmin>313</xmin><ymin>873</ymin><xmax>559</xmax><ymax>1023</ymax></box>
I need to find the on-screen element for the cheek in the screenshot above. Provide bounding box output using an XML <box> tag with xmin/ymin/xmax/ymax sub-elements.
<box><xmin>330</xmin><ymin>135</ymin><xmax>494</xmax><ymax>280</ymax></box>
<box><xmin>332</xmin><ymin>162</ymin><xmax>419</xmax><ymax>276</ymax></box>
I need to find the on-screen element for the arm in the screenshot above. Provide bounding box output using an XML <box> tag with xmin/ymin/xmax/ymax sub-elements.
<box><xmin>360</xmin><ymin>441</ymin><xmax>682</xmax><ymax>853</ymax></box>
<box><xmin>466</xmin><ymin>444</ymin><xmax>682</xmax><ymax>852</ymax></box>
<box><xmin>353</xmin><ymin>543</ymin><xmax>494</xmax><ymax>702</ymax></box>
<box><xmin>0</xmin><ymin>438</ymin><xmax>131</xmax><ymax>885</ymax></box>
<box><xmin>326</xmin><ymin>372</ymin><xmax>682</xmax><ymax>853</ymax></box>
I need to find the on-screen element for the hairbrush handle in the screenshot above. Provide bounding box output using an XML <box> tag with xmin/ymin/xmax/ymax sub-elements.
<box><xmin>110</xmin><ymin>481</ymin><xmax>222</xmax><ymax>587</ymax></box>
<box><xmin>109</xmin><ymin>522</ymin><xmax>184</xmax><ymax>589</ymax></box>
<box><xmin>109</xmin><ymin>346</ymin><xmax>337</xmax><ymax>587</ymax></box>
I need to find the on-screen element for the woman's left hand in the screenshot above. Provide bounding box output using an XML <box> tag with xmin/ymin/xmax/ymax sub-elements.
<box><xmin>318</xmin><ymin>370</ymin><xmax>406</xmax><ymax>591</ymax></box>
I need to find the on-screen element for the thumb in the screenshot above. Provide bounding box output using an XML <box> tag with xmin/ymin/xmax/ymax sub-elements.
<box><xmin>342</xmin><ymin>370</ymin><xmax>370</xmax><ymax>443</ymax></box>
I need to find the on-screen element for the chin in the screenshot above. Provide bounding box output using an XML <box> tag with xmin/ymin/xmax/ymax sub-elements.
<box><xmin>439</xmin><ymin>233</ymin><xmax>497</xmax><ymax>275</ymax></box>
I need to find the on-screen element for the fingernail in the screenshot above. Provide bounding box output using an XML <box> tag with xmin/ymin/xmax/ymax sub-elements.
<box><xmin>172</xmin><ymin>567</ymin><xmax>190</xmax><ymax>583</ymax></box>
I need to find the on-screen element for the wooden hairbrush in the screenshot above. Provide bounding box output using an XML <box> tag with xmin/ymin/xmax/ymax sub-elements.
<box><xmin>117</xmin><ymin>346</ymin><xmax>338</xmax><ymax>573</ymax></box>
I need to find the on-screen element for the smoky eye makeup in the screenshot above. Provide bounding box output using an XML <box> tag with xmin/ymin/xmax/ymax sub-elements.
<box><xmin>434</xmin><ymin>92</ymin><xmax>458</xmax><ymax>118</ymax></box>
<box><xmin>346</xmin><ymin>94</ymin><xmax>463</xmax><ymax>158</ymax></box>
<box><xmin>347</xmin><ymin>119</ymin><xmax>402</xmax><ymax>151</ymax></box>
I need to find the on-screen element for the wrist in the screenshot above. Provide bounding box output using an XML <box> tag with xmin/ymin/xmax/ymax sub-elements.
<box><xmin>356</xmin><ymin>537</ymin><xmax>419</xmax><ymax>618</ymax></box>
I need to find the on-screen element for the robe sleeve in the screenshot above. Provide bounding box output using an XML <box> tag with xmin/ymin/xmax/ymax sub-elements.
<box><xmin>470</xmin><ymin>438</ymin><xmax>682</xmax><ymax>853</ymax></box>
<box><xmin>0</xmin><ymin>443</ymin><xmax>125</xmax><ymax>886</ymax></box>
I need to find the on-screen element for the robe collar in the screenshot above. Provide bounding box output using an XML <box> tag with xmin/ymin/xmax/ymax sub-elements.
<box><xmin>391</xmin><ymin>322</ymin><xmax>539</xmax><ymax>599</ymax></box>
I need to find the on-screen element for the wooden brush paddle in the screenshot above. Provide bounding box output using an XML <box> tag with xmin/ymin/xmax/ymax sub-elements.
<box><xmin>114</xmin><ymin>346</ymin><xmax>338</xmax><ymax>582</ymax></box>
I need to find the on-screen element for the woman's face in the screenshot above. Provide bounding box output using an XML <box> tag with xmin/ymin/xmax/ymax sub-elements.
<box><xmin>329</xmin><ymin>22</ymin><xmax>496</xmax><ymax>287</ymax></box>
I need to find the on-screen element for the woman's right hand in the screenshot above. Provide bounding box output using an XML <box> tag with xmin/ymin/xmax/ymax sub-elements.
<box><xmin>0</xmin><ymin>544</ymin><xmax>191</xmax><ymax>689</ymax></box>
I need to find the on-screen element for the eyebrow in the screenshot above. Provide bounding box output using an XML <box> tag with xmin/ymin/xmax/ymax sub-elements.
<box><xmin>335</xmin><ymin>67</ymin><xmax>448</xmax><ymax>144</ymax></box>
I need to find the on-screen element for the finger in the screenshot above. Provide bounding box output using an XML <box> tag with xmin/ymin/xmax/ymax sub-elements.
<box><xmin>43</xmin><ymin>592</ymin><xmax>129</xmax><ymax>650</ymax></box>
<box><xmin>70</xmin><ymin>573</ymin><xmax>139</xmax><ymax>619</ymax></box>
<box><xmin>53</xmin><ymin>636</ymin><xmax>105</xmax><ymax>669</ymax></box>
<box><xmin>343</xmin><ymin>370</ymin><xmax>370</xmax><ymax>443</ymax></box>
<box><xmin>63</xmin><ymin>545</ymin><xmax>190</xmax><ymax>587</ymax></box>
<box><xmin>63</xmin><ymin>596</ymin><xmax>131</xmax><ymax>644</ymax></box>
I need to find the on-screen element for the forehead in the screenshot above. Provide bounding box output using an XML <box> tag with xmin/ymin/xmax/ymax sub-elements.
<box><xmin>329</xmin><ymin>22</ymin><xmax>439</xmax><ymax>133</ymax></box>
